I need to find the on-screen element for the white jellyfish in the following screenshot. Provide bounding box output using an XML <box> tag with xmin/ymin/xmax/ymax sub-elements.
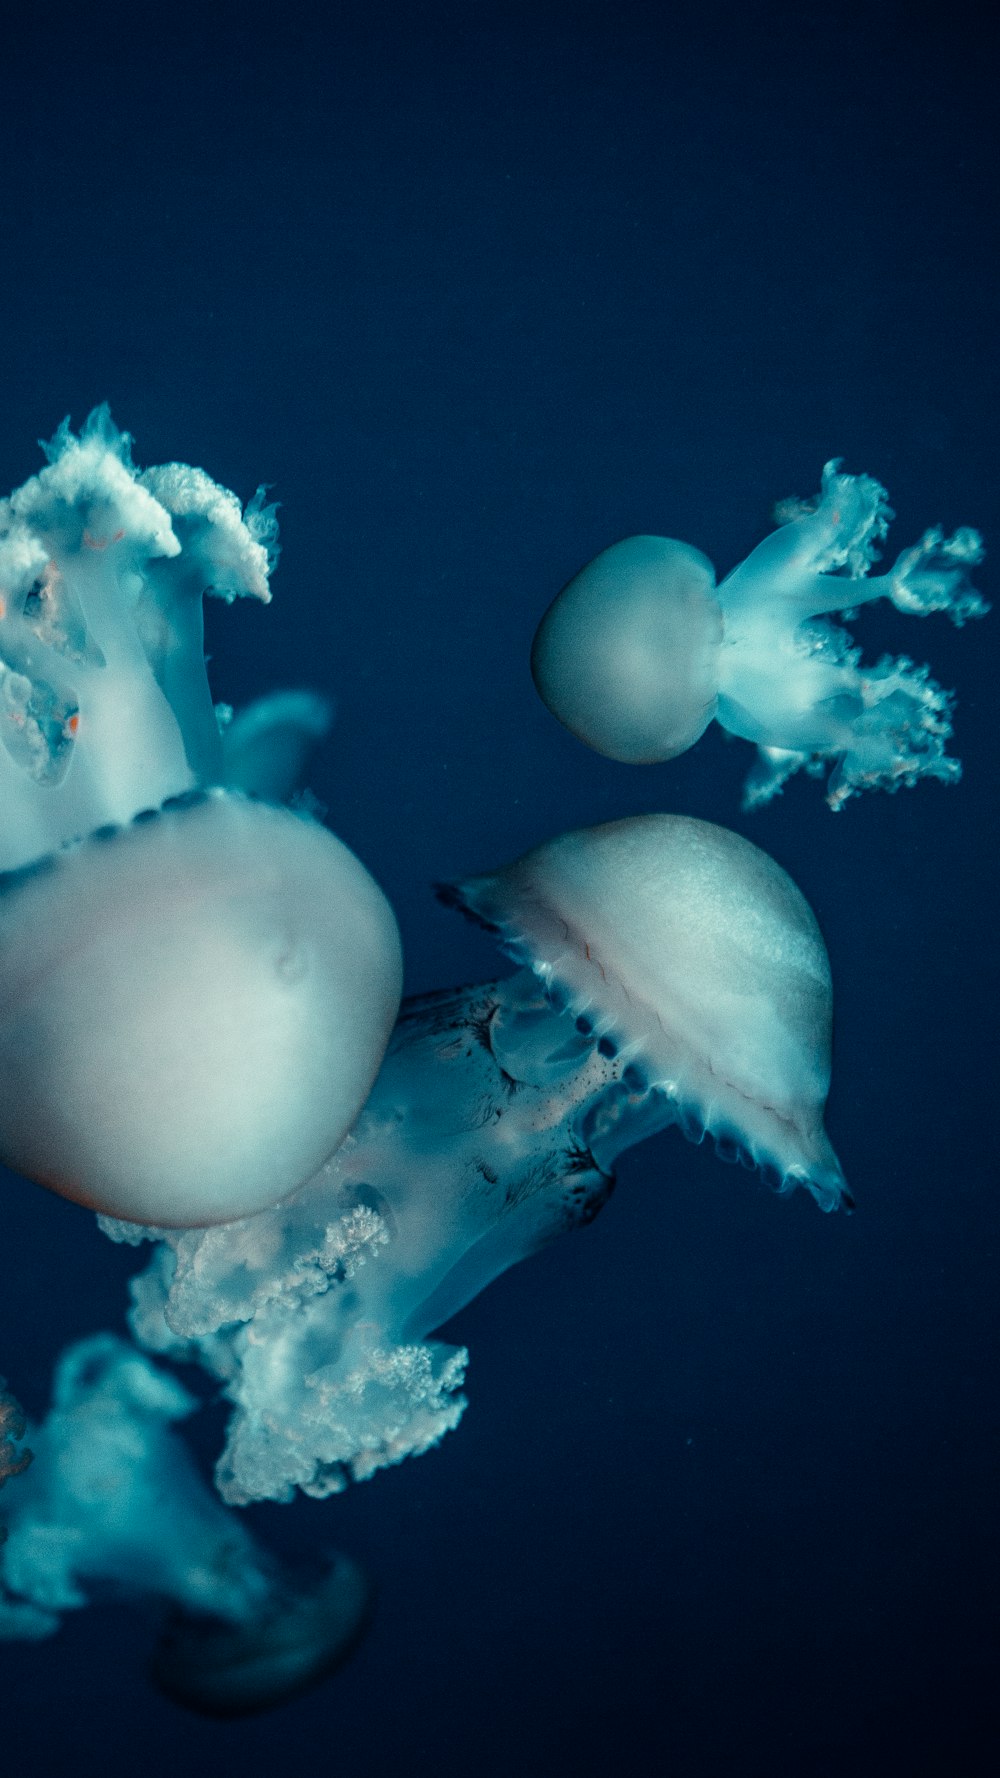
<box><xmin>446</xmin><ymin>813</ymin><xmax>846</xmax><ymax>1202</ymax></box>
<box><xmin>0</xmin><ymin>413</ymin><xmax>401</xmax><ymax>1226</ymax></box>
<box><xmin>94</xmin><ymin>813</ymin><xmax>846</xmax><ymax>1510</ymax></box>
<box><xmin>531</xmin><ymin>461</ymin><xmax>988</xmax><ymax>809</ymax></box>
<box><xmin>0</xmin><ymin>1335</ymin><xmax>371</xmax><ymax>1714</ymax></box>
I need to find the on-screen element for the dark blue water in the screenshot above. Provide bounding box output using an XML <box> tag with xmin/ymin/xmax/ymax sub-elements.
<box><xmin>1</xmin><ymin>3</ymin><xmax>997</xmax><ymax>1773</ymax></box>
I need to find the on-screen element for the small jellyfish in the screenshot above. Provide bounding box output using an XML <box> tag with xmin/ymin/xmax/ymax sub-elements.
<box><xmin>0</xmin><ymin>412</ymin><xmax>401</xmax><ymax>1226</ymax></box>
<box><xmin>447</xmin><ymin>812</ymin><xmax>846</xmax><ymax>1205</ymax></box>
<box><xmin>0</xmin><ymin>1335</ymin><xmax>373</xmax><ymax>1712</ymax></box>
<box><xmin>531</xmin><ymin>461</ymin><xmax>987</xmax><ymax>809</ymax></box>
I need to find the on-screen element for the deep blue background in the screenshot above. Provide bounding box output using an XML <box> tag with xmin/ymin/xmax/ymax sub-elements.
<box><xmin>1</xmin><ymin>3</ymin><xmax>997</xmax><ymax>1774</ymax></box>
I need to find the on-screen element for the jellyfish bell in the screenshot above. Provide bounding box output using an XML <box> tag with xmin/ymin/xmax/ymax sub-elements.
<box><xmin>0</xmin><ymin>788</ymin><xmax>402</xmax><ymax>1226</ymax></box>
<box><xmin>531</xmin><ymin>536</ymin><xmax>723</xmax><ymax>763</ymax></box>
<box><xmin>445</xmin><ymin>813</ymin><xmax>846</xmax><ymax>1209</ymax></box>
<box><xmin>150</xmin><ymin>1551</ymin><xmax>374</xmax><ymax>1718</ymax></box>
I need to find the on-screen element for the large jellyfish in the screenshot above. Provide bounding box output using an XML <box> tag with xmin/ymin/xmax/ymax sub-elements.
<box><xmin>94</xmin><ymin>814</ymin><xmax>846</xmax><ymax>1510</ymax></box>
<box><xmin>0</xmin><ymin>412</ymin><xmax>401</xmax><ymax>1225</ymax></box>
<box><xmin>531</xmin><ymin>461</ymin><xmax>987</xmax><ymax>809</ymax></box>
<box><xmin>0</xmin><ymin>1335</ymin><xmax>372</xmax><ymax>1715</ymax></box>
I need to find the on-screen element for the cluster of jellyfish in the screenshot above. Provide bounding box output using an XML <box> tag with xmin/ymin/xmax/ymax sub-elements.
<box><xmin>0</xmin><ymin>410</ymin><xmax>986</xmax><ymax>1713</ymax></box>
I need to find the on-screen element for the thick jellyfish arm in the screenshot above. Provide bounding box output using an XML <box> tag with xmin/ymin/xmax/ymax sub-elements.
<box><xmin>0</xmin><ymin>1336</ymin><xmax>373</xmax><ymax>1713</ymax></box>
<box><xmin>716</xmin><ymin>461</ymin><xmax>988</xmax><ymax>809</ymax></box>
<box><xmin>0</xmin><ymin>407</ymin><xmax>275</xmax><ymax>873</ymax></box>
<box><xmin>102</xmin><ymin>1166</ymin><xmax>473</xmax><ymax>1506</ymax></box>
<box><xmin>721</xmin><ymin>459</ymin><xmax>895</xmax><ymax>617</ymax></box>
<box><xmin>102</xmin><ymin>815</ymin><xmax>846</xmax><ymax>1508</ymax></box>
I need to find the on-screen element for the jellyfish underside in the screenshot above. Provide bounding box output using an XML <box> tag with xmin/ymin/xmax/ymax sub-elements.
<box><xmin>531</xmin><ymin>461</ymin><xmax>987</xmax><ymax>808</ymax></box>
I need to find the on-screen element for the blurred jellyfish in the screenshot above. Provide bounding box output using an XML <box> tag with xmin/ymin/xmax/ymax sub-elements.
<box><xmin>0</xmin><ymin>1335</ymin><xmax>372</xmax><ymax>1714</ymax></box>
<box><xmin>0</xmin><ymin>412</ymin><xmax>401</xmax><ymax>1226</ymax></box>
<box><xmin>219</xmin><ymin>687</ymin><xmax>334</xmax><ymax>801</ymax></box>
<box><xmin>0</xmin><ymin>1380</ymin><xmax>29</xmax><ymax>1511</ymax></box>
<box><xmin>97</xmin><ymin>814</ymin><xmax>846</xmax><ymax>1508</ymax></box>
<box><xmin>531</xmin><ymin>461</ymin><xmax>988</xmax><ymax>809</ymax></box>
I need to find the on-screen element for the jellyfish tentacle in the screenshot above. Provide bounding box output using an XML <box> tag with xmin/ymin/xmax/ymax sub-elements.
<box><xmin>0</xmin><ymin>407</ymin><xmax>278</xmax><ymax>867</ymax></box>
<box><xmin>716</xmin><ymin>463</ymin><xmax>987</xmax><ymax>806</ymax></box>
<box><xmin>879</xmin><ymin>523</ymin><xmax>986</xmax><ymax>623</ymax></box>
<box><xmin>220</xmin><ymin>688</ymin><xmax>334</xmax><ymax>800</ymax></box>
<box><xmin>720</xmin><ymin>458</ymin><xmax>895</xmax><ymax>621</ymax></box>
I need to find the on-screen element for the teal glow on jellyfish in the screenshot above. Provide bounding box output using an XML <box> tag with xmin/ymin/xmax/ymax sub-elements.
<box><xmin>0</xmin><ymin>413</ymin><xmax>401</xmax><ymax>1226</ymax></box>
<box><xmin>531</xmin><ymin>461</ymin><xmax>988</xmax><ymax>808</ymax></box>
<box><xmin>0</xmin><ymin>1336</ymin><xmax>371</xmax><ymax>1714</ymax></box>
<box><xmin>89</xmin><ymin>814</ymin><xmax>846</xmax><ymax>1511</ymax></box>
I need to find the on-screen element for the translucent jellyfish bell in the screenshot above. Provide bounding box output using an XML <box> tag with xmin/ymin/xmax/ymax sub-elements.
<box><xmin>532</xmin><ymin>463</ymin><xmax>987</xmax><ymax>809</ymax></box>
<box><xmin>0</xmin><ymin>412</ymin><xmax>402</xmax><ymax>1225</ymax></box>
<box><xmin>531</xmin><ymin>536</ymin><xmax>723</xmax><ymax>762</ymax></box>
<box><xmin>448</xmin><ymin>813</ymin><xmax>847</xmax><ymax>1207</ymax></box>
<box><xmin>0</xmin><ymin>793</ymin><xmax>401</xmax><ymax>1224</ymax></box>
<box><xmin>151</xmin><ymin>1552</ymin><xmax>373</xmax><ymax>1718</ymax></box>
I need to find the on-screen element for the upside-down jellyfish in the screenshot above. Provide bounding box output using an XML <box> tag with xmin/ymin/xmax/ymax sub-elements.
<box><xmin>0</xmin><ymin>412</ymin><xmax>401</xmax><ymax>1225</ymax></box>
<box><xmin>0</xmin><ymin>1336</ymin><xmax>371</xmax><ymax>1714</ymax></box>
<box><xmin>531</xmin><ymin>461</ymin><xmax>987</xmax><ymax>809</ymax></box>
<box><xmin>93</xmin><ymin>814</ymin><xmax>845</xmax><ymax>1511</ymax></box>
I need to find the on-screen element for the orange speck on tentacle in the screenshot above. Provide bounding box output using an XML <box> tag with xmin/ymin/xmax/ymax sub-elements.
<box><xmin>65</xmin><ymin>713</ymin><xmax>80</xmax><ymax>737</ymax></box>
